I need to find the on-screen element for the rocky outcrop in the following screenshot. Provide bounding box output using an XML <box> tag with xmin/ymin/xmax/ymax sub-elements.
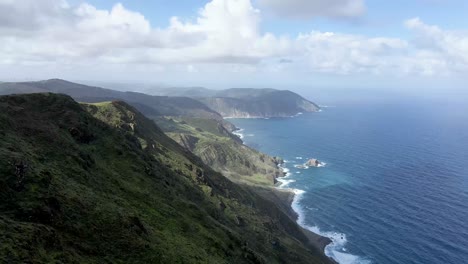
<box><xmin>173</xmin><ymin>134</ymin><xmax>199</xmax><ymax>151</ymax></box>
<box><xmin>305</xmin><ymin>159</ymin><xmax>321</xmax><ymax>167</ymax></box>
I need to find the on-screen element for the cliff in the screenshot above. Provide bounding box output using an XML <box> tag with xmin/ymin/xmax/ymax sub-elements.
<box><xmin>197</xmin><ymin>89</ymin><xmax>320</xmax><ymax>118</ymax></box>
<box><xmin>130</xmin><ymin>86</ymin><xmax>321</xmax><ymax>118</ymax></box>
<box><xmin>154</xmin><ymin>116</ymin><xmax>285</xmax><ymax>186</ymax></box>
<box><xmin>0</xmin><ymin>93</ymin><xmax>332</xmax><ymax>263</ymax></box>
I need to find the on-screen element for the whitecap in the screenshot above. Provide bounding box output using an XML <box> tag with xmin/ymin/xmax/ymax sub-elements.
<box><xmin>233</xmin><ymin>128</ymin><xmax>245</xmax><ymax>139</ymax></box>
<box><xmin>289</xmin><ymin>187</ymin><xmax>370</xmax><ymax>264</ymax></box>
<box><xmin>276</xmin><ymin>178</ymin><xmax>296</xmax><ymax>188</ymax></box>
<box><xmin>295</xmin><ymin>157</ymin><xmax>303</xmax><ymax>160</ymax></box>
<box><xmin>317</xmin><ymin>162</ymin><xmax>327</xmax><ymax>168</ymax></box>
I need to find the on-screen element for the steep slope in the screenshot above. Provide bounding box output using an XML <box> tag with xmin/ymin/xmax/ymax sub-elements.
<box><xmin>0</xmin><ymin>93</ymin><xmax>332</xmax><ymax>264</ymax></box>
<box><xmin>0</xmin><ymin>79</ymin><xmax>223</xmax><ymax>120</ymax></box>
<box><xmin>154</xmin><ymin>116</ymin><xmax>284</xmax><ymax>186</ymax></box>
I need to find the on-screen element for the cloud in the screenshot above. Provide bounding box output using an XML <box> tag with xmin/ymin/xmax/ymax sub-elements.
<box><xmin>258</xmin><ymin>0</ymin><xmax>366</xmax><ymax>19</ymax></box>
<box><xmin>404</xmin><ymin>17</ymin><xmax>468</xmax><ymax>74</ymax></box>
<box><xmin>0</xmin><ymin>0</ymin><xmax>467</xmax><ymax>80</ymax></box>
<box><xmin>0</xmin><ymin>0</ymin><xmax>292</xmax><ymax>65</ymax></box>
<box><xmin>295</xmin><ymin>32</ymin><xmax>409</xmax><ymax>74</ymax></box>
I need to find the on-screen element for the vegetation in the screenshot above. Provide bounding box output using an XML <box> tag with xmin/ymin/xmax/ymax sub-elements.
<box><xmin>148</xmin><ymin>87</ymin><xmax>321</xmax><ymax>118</ymax></box>
<box><xmin>154</xmin><ymin>116</ymin><xmax>284</xmax><ymax>186</ymax></box>
<box><xmin>0</xmin><ymin>79</ymin><xmax>223</xmax><ymax>120</ymax></box>
<box><xmin>0</xmin><ymin>94</ymin><xmax>331</xmax><ymax>263</ymax></box>
<box><xmin>0</xmin><ymin>79</ymin><xmax>320</xmax><ymax>119</ymax></box>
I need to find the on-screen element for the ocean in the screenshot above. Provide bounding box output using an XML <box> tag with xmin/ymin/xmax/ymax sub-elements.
<box><xmin>229</xmin><ymin>92</ymin><xmax>468</xmax><ymax>264</ymax></box>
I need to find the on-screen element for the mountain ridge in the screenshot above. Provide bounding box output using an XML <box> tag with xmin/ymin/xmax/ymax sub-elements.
<box><xmin>0</xmin><ymin>79</ymin><xmax>320</xmax><ymax>119</ymax></box>
<box><xmin>0</xmin><ymin>79</ymin><xmax>224</xmax><ymax>121</ymax></box>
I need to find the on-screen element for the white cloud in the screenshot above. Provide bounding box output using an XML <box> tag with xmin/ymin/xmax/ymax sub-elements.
<box><xmin>0</xmin><ymin>0</ymin><xmax>291</xmax><ymax>65</ymax></box>
<box><xmin>258</xmin><ymin>0</ymin><xmax>366</xmax><ymax>19</ymax></box>
<box><xmin>0</xmin><ymin>0</ymin><xmax>467</xmax><ymax>80</ymax></box>
<box><xmin>404</xmin><ymin>17</ymin><xmax>468</xmax><ymax>74</ymax></box>
<box><xmin>295</xmin><ymin>32</ymin><xmax>409</xmax><ymax>74</ymax></box>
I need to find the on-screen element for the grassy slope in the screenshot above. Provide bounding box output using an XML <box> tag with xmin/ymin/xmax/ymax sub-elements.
<box><xmin>154</xmin><ymin>116</ymin><xmax>284</xmax><ymax>186</ymax></box>
<box><xmin>0</xmin><ymin>94</ymin><xmax>331</xmax><ymax>264</ymax></box>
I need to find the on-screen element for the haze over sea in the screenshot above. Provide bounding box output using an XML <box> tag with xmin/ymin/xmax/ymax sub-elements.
<box><xmin>230</xmin><ymin>88</ymin><xmax>468</xmax><ymax>264</ymax></box>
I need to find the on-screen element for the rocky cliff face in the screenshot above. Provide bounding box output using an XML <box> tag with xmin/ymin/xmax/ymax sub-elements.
<box><xmin>155</xmin><ymin>116</ymin><xmax>284</xmax><ymax>186</ymax></box>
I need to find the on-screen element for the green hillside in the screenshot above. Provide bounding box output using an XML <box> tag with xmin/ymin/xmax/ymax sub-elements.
<box><xmin>154</xmin><ymin>116</ymin><xmax>284</xmax><ymax>186</ymax></box>
<box><xmin>0</xmin><ymin>93</ymin><xmax>331</xmax><ymax>264</ymax></box>
<box><xmin>0</xmin><ymin>79</ymin><xmax>223</xmax><ymax>120</ymax></box>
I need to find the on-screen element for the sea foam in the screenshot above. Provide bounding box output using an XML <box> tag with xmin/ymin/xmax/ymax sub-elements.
<box><xmin>233</xmin><ymin>129</ymin><xmax>244</xmax><ymax>139</ymax></box>
<box><xmin>244</xmin><ymin>125</ymin><xmax>367</xmax><ymax>263</ymax></box>
<box><xmin>289</xmin><ymin>183</ymin><xmax>370</xmax><ymax>264</ymax></box>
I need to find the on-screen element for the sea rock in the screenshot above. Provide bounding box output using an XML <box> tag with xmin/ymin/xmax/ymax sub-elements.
<box><xmin>305</xmin><ymin>159</ymin><xmax>321</xmax><ymax>167</ymax></box>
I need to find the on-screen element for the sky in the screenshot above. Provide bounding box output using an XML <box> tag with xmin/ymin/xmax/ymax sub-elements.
<box><xmin>1</xmin><ymin>0</ymin><xmax>468</xmax><ymax>90</ymax></box>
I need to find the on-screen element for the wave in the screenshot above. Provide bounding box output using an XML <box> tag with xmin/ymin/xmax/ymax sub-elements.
<box><xmin>276</xmin><ymin>161</ymin><xmax>369</xmax><ymax>264</ymax></box>
<box><xmin>317</xmin><ymin>162</ymin><xmax>327</xmax><ymax>168</ymax></box>
<box><xmin>249</xmin><ymin>125</ymin><xmax>366</xmax><ymax>263</ymax></box>
<box><xmin>291</xmin><ymin>188</ymin><xmax>370</xmax><ymax>264</ymax></box>
<box><xmin>281</xmin><ymin>167</ymin><xmax>292</xmax><ymax>177</ymax></box>
<box><xmin>276</xmin><ymin>178</ymin><xmax>296</xmax><ymax>188</ymax></box>
<box><xmin>233</xmin><ymin>128</ymin><xmax>244</xmax><ymax>139</ymax></box>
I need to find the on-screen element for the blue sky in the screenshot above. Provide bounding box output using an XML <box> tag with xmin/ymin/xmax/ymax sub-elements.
<box><xmin>73</xmin><ymin>0</ymin><xmax>468</xmax><ymax>37</ymax></box>
<box><xmin>1</xmin><ymin>0</ymin><xmax>468</xmax><ymax>90</ymax></box>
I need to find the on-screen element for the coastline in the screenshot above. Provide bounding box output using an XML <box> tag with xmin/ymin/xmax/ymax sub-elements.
<box><xmin>223</xmin><ymin>110</ymin><xmax>315</xmax><ymax>120</ymax></box>
<box><xmin>230</xmin><ymin>112</ymin><xmax>371</xmax><ymax>264</ymax></box>
<box><xmin>274</xmin><ymin>168</ymin><xmax>338</xmax><ymax>264</ymax></box>
<box><xmin>274</xmin><ymin>187</ymin><xmax>333</xmax><ymax>253</ymax></box>
<box><xmin>229</xmin><ymin>116</ymin><xmax>344</xmax><ymax>264</ymax></box>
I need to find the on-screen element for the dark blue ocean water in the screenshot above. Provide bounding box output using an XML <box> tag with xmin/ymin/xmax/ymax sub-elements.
<box><xmin>229</xmin><ymin>93</ymin><xmax>468</xmax><ymax>264</ymax></box>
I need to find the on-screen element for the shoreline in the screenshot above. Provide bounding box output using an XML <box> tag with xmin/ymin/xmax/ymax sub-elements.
<box><xmin>223</xmin><ymin>110</ymin><xmax>317</xmax><ymax>120</ymax></box>
<box><xmin>231</xmin><ymin>122</ymin><xmax>343</xmax><ymax>264</ymax></box>
<box><xmin>274</xmin><ymin>172</ymin><xmax>338</xmax><ymax>264</ymax></box>
<box><xmin>274</xmin><ymin>187</ymin><xmax>333</xmax><ymax>253</ymax></box>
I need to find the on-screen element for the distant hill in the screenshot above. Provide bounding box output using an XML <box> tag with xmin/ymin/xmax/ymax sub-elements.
<box><xmin>0</xmin><ymin>93</ymin><xmax>332</xmax><ymax>263</ymax></box>
<box><xmin>0</xmin><ymin>79</ymin><xmax>223</xmax><ymax>120</ymax></box>
<box><xmin>0</xmin><ymin>79</ymin><xmax>296</xmax><ymax>185</ymax></box>
<box><xmin>149</xmin><ymin>87</ymin><xmax>320</xmax><ymax>118</ymax></box>
<box><xmin>0</xmin><ymin>80</ymin><xmax>320</xmax><ymax>118</ymax></box>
